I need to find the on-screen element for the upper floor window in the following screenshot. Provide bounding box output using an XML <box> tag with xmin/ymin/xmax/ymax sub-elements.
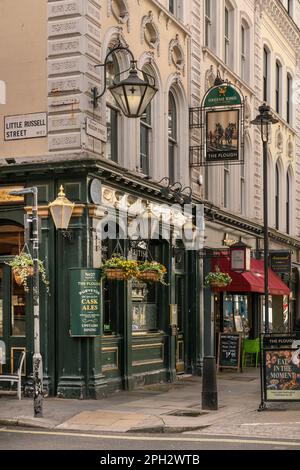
<box><xmin>106</xmin><ymin>106</ymin><xmax>119</xmax><ymax>163</ymax></box>
<box><xmin>241</xmin><ymin>22</ymin><xmax>250</xmax><ymax>83</ymax></box>
<box><xmin>224</xmin><ymin>2</ymin><xmax>234</xmax><ymax>68</ymax></box>
<box><xmin>168</xmin><ymin>0</ymin><xmax>183</xmax><ymax>20</ymax></box>
<box><xmin>240</xmin><ymin>164</ymin><xmax>245</xmax><ymax>214</ymax></box>
<box><xmin>276</xmin><ymin>60</ymin><xmax>282</xmax><ymax>114</ymax></box>
<box><xmin>140</xmin><ymin>104</ymin><xmax>152</xmax><ymax>176</ymax></box>
<box><xmin>224</xmin><ymin>163</ymin><xmax>230</xmax><ymax>208</ymax></box>
<box><xmin>168</xmin><ymin>92</ymin><xmax>177</xmax><ymax>184</ymax></box>
<box><xmin>106</xmin><ymin>51</ymin><xmax>120</xmax><ymax>163</ymax></box>
<box><xmin>205</xmin><ymin>0</ymin><xmax>212</xmax><ymax>48</ymax></box>
<box><xmin>263</xmin><ymin>47</ymin><xmax>270</xmax><ymax>102</ymax></box>
<box><xmin>287</xmin><ymin>73</ymin><xmax>292</xmax><ymax>125</ymax></box>
<box><xmin>286</xmin><ymin>171</ymin><xmax>291</xmax><ymax>234</ymax></box>
<box><xmin>275</xmin><ymin>163</ymin><xmax>280</xmax><ymax>229</ymax></box>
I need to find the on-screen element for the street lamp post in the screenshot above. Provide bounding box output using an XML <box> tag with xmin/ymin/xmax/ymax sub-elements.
<box><xmin>9</xmin><ymin>187</ymin><xmax>43</xmax><ymax>417</ymax></box>
<box><xmin>251</xmin><ymin>103</ymin><xmax>278</xmax><ymax>411</ymax></box>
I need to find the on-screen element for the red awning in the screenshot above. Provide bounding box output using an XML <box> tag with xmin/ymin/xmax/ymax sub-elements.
<box><xmin>211</xmin><ymin>256</ymin><xmax>290</xmax><ymax>296</ymax></box>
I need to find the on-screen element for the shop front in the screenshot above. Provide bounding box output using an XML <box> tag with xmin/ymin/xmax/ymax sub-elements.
<box><xmin>210</xmin><ymin>255</ymin><xmax>291</xmax><ymax>356</ymax></box>
<box><xmin>0</xmin><ymin>160</ymin><xmax>203</xmax><ymax>398</ymax></box>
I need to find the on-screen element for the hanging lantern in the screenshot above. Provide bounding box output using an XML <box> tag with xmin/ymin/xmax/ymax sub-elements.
<box><xmin>48</xmin><ymin>186</ymin><xmax>75</xmax><ymax>230</ymax></box>
<box><xmin>230</xmin><ymin>241</ymin><xmax>251</xmax><ymax>272</ymax></box>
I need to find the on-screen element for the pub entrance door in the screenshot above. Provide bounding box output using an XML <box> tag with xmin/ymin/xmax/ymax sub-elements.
<box><xmin>0</xmin><ymin>223</ymin><xmax>27</xmax><ymax>379</ymax></box>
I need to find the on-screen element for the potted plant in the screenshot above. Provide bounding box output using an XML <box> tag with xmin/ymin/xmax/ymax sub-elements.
<box><xmin>138</xmin><ymin>260</ymin><xmax>168</xmax><ymax>284</ymax></box>
<box><xmin>100</xmin><ymin>256</ymin><xmax>139</xmax><ymax>281</ymax></box>
<box><xmin>204</xmin><ymin>267</ymin><xmax>232</xmax><ymax>289</ymax></box>
<box><xmin>6</xmin><ymin>252</ymin><xmax>49</xmax><ymax>293</ymax></box>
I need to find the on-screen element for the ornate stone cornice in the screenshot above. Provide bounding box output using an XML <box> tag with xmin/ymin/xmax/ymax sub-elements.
<box><xmin>261</xmin><ymin>0</ymin><xmax>300</xmax><ymax>53</ymax></box>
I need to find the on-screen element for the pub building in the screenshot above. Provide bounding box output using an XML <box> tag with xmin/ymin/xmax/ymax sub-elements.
<box><xmin>0</xmin><ymin>162</ymin><xmax>204</xmax><ymax>398</ymax></box>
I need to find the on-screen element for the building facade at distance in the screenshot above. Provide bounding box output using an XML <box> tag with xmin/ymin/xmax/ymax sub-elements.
<box><xmin>0</xmin><ymin>0</ymin><xmax>299</xmax><ymax>398</ymax></box>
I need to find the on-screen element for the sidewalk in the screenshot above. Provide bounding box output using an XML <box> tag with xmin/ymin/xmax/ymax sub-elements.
<box><xmin>0</xmin><ymin>369</ymin><xmax>300</xmax><ymax>439</ymax></box>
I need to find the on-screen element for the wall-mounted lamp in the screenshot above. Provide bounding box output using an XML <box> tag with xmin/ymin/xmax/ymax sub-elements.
<box><xmin>159</xmin><ymin>178</ymin><xmax>193</xmax><ymax>206</ymax></box>
<box><xmin>92</xmin><ymin>44</ymin><xmax>158</xmax><ymax>118</ymax></box>
<box><xmin>48</xmin><ymin>186</ymin><xmax>75</xmax><ymax>239</ymax></box>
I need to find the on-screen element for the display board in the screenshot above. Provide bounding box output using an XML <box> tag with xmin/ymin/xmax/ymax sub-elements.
<box><xmin>69</xmin><ymin>269</ymin><xmax>101</xmax><ymax>337</ymax></box>
<box><xmin>217</xmin><ymin>333</ymin><xmax>242</xmax><ymax>372</ymax></box>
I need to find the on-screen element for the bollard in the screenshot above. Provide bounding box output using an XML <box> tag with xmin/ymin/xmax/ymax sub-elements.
<box><xmin>202</xmin><ymin>356</ymin><xmax>218</xmax><ymax>410</ymax></box>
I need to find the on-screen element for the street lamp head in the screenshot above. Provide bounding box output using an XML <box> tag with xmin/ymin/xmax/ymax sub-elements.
<box><xmin>48</xmin><ymin>186</ymin><xmax>75</xmax><ymax>230</ymax></box>
<box><xmin>251</xmin><ymin>103</ymin><xmax>279</xmax><ymax>142</ymax></box>
<box><xmin>109</xmin><ymin>62</ymin><xmax>158</xmax><ymax>118</ymax></box>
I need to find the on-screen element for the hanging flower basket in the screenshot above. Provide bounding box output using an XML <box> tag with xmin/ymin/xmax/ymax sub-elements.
<box><xmin>105</xmin><ymin>268</ymin><xmax>127</xmax><ymax>281</ymax></box>
<box><xmin>13</xmin><ymin>266</ymin><xmax>34</xmax><ymax>285</ymax></box>
<box><xmin>137</xmin><ymin>261</ymin><xmax>168</xmax><ymax>285</ymax></box>
<box><xmin>100</xmin><ymin>256</ymin><xmax>139</xmax><ymax>281</ymax></box>
<box><xmin>6</xmin><ymin>252</ymin><xmax>49</xmax><ymax>293</ymax></box>
<box><xmin>204</xmin><ymin>268</ymin><xmax>232</xmax><ymax>290</ymax></box>
<box><xmin>138</xmin><ymin>270</ymin><xmax>161</xmax><ymax>282</ymax></box>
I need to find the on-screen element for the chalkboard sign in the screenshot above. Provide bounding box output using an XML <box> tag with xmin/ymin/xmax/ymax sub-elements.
<box><xmin>217</xmin><ymin>333</ymin><xmax>242</xmax><ymax>372</ymax></box>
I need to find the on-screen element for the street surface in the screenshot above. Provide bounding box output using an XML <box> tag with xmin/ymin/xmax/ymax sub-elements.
<box><xmin>0</xmin><ymin>426</ymin><xmax>300</xmax><ymax>451</ymax></box>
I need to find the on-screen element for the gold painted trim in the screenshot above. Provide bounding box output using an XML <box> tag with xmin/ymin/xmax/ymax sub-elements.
<box><xmin>102</xmin><ymin>346</ymin><xmax>119</xmax><ymax>371</ymax></box>
<box><xmin>132</xmin><ymin>358</ymin><xmax>164</xmax><ymax>366</ymax></box>
<box><xmin>72</xmin><ymin>204</ymin><xmax>85</xmax><ymax>217</ymax></box>
<box><xmin>132</xmin><ymin>343</ymin><xmax>164</xmax><ymax>349</ymax></box>
<box><xmin>10</xmin><ymin>347</ymin><xmax>26</xmax><ymax>376</ymax></box>
<box><xmin>25</xmin><ymin>206</ymin><xmax>49</xmax><ymax>218</ymax></box>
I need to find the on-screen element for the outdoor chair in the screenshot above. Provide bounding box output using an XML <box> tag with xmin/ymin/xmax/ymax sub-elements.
<box><xmin>0</xmin><ymin>351</ymin><xmax>25</xmax><ymax>400</ymax></box>
<box><xmin>242</xmin><ymin>338</ymin><xmax>260</xmax><ymax>368</ymax></box>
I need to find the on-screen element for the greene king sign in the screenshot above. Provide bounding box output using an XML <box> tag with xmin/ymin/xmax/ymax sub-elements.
<box><xmin>202</xmin><ymin>84</ymin><xmax>244</xmax><ymax>165</ymax></box>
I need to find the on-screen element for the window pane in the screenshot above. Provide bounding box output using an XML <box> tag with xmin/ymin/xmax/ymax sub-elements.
<box><xmin>11</xmin><ymin>273</ymin><xmax>26</xmax><ymax>337</ymax></box>
<box><xmin>140</xmin><ymin>124</ymin><xmax>149</xmax><ymax>175</ymax></box>
<box><xmin>0</xmin><ymin>268</ymin><xmax>3</xmax><ymax>336</ymax></box>
<box><xmin>106</xmin><ymin>106</ymin><xmax>118</xmax><ymax>163</ymax></box>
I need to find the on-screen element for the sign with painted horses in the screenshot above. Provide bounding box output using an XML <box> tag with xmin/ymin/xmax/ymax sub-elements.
<box><xmin>202</xmin><ymin>83</ymin><xmax>244</xmax><ymax>166</ymax></box>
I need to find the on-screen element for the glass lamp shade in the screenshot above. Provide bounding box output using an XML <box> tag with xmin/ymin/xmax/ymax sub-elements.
<box><xmin>49</xmin><ymin>186</ymin><xmax>75</xmax><ymax>230</ymax></box>
<box><xmin>251</xmin><ymin>103</ymin><xmax>278</xmax><ymax>142</ymax></box>
<box><xmin>109</xmin><ymin>67</ymin><xmax>157</xmax><ymax>118</ymax></box>
<box><xmin>182</xmin><ymin>218</ymin><xmax>198</xmax><ymax>250</ymax></box>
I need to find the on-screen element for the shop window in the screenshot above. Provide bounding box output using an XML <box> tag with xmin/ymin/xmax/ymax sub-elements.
<box><xmin>223</xmin><ymin>294</ymin><xmax>250</xmax><ymax>337</ymax></box>
<box><xmin>131</xmin><ymin>242</ymin><xmax>162</xmax><ymax>333</ymax></box>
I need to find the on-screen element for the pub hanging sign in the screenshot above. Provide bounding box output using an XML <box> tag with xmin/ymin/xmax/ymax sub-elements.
<box><xmin>69</xmin><ymin>269</ymin><xmax>102</xmax><ymax>337</ymax></box>
<box><xmin>201</xmin><ymin>83</ymin><xmax>244</xmax><ymax>166</ymax></box>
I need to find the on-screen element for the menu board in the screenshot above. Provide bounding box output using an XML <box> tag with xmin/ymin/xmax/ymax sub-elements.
<box><xmin>69</xmin><ymin>269</ymin><xmax>101</xmax><ymax>337</ymax></box>
<box><xmin>263</xmin><ymin>335</ymin><xmax>300</xmax><ymax>402</ymax></box>
<box><xmin>217</xmin><ymin>333</ymin><xmax>241</xmax><ymax>372</ymax></box>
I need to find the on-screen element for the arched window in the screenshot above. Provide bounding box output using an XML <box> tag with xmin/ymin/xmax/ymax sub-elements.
<box><xmin>224</xmin><ymin>163</ymin><xmax>230</xmax><ymax>208</ymax></box>
<box><xmin>140</xmin><ymin>104</ymin><xmax>152</xmax><ymax>176</ymax></box>
<box><xmin>263</xmin><ymin>46</ymin><xmax>270</xmax><ymax>102</ymax></box>
<box><xmin>286</xmin><ymin>170</ymin><xmax>291</xmax><ymax>234</ymax></box>
<box><xmin>240</xmin><ymin>163</ymin><xmax>245</xmax><ymax>214</ymax></box>
<box><xmin>224</xmin><ymin>2</ymin><xmax>234</xmax><ymax>68</ymax></box>
<box><xmin>168</xmin><ymin>92</ymin><xmax>177</xmax><ymax>184</ymax></box>
<box><xmin>275</xmin><ymin>163</ymin><xmax>280</xmax><ymax>229</ymax></box>
<box><xmin>241</xmin><ymin>21</ymin><xmax>250</xmax><ymax>83</ymax></box>
<box><xmin>276</xmin><ymin>60</ymin><xmax>282</xmax><ymax>114</ymax></box>
<box><xmin>205</xmin><ymin>0</ymin><xmax>212</xmax><ymax>47</ymax></box>
<box><xmin>287</xmin><ymin>73</ymin><xmax>292</xmax><ymax>125</ymax></box>
<box><xmin>140</xmin><ymin>69</ymin><xmax>154</xmax><ymax>176</ymax></box>
<box><xmin>106</xmin><ymin>51</ymin><xmax>120</xmax><ymax>163</ymax></box>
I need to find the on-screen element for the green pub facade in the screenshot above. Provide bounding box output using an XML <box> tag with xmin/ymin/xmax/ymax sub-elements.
<box><xmin>0</xmin><ymin>159</ymin><xmax>203</xmax><ymax>398</ymax></box>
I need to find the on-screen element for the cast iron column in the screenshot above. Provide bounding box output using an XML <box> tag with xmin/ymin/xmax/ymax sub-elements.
<box><xmin>263</xmin><ymin>140</ymin><xmax>269</xmax><ymax>335</ymax></box>
<box><xmin>32</xmin><ymin>187</ymin><xmax>43</xmax><ymax>417</ymax></box>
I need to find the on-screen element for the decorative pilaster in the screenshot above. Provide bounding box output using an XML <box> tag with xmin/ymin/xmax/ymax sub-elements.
<box><xmin>48</xmin><ymin>0</ymin><xmax>105</xmax><ymax>155</ymax></box>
